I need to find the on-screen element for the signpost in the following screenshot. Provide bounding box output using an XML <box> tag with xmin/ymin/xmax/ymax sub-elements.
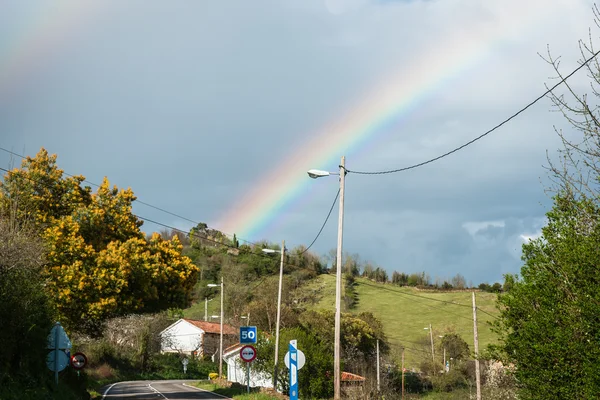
<box><xmin>240</xmin><ymin>326</ymin><xmax>257</xmax><ymax>344</ymax></box>
<box><xmin>287</xmin><ymin>340</ymin><xmax>299</xmax><ymax>400</ymax></box>
<box><xmin>240</xmin><ymin>345</ymin><xmax>257</xmax><ymax>394</ymax></box>
<box><xmin>47</xmin><ymin>322</ymin><xmax>72</xmax><ymax>386</ymax></box>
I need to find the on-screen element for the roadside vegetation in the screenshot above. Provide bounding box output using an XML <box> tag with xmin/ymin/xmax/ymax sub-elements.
<box><xmin>3</xmin><ymin>14</ymin><xmax>600</xmax><ymax>397</ymax></box>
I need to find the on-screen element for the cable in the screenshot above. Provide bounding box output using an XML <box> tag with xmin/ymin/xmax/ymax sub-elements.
<box><xmin>299</xmin><ymin>188</ymin><xmax>340</xmax><ymax>255</ymax></box>
<box><xmin>346</xmin><ymin>49</ymin><xmax>600</xmax><ymax>175</ymax></box>
<box><xmin>0</xmin><ymin>164</ymin><xmax>309</xmax><ymax>271</ymax></box>
<box><xmin>0</xmin><ymin>148</ymin><xmax>262</xmax><ymax>247</ymax></box>
<box><xmin>0</xmin><ymin>146</ymin><xmax>336</xmax><ymax>255</ymax></box>
<box><xmin>359</xmin><ymin>281</ymin><xmax>474</xmax><ymax>321</ymax></box>
<box><xmin>360</xmin><ymin>280</ymin><xmax>471</xmax><ymax>308</ymax></box>
<box><xmin>363</xmin><ymin>280</ymin><xmax>500</xmax><ymax>320</ymax></box>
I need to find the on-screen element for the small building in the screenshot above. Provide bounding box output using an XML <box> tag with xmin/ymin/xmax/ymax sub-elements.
<box><xmin>342</xmin><ymin>371</ymin><xmax>366</xmax><ymax>397</ymax></box>
<box><xmin>223</xmin><ymin>343</ymin><xmax>273</xmax><ymax>388</ymax></box>
<box><xmin>160</xmin><ymin>318</ymin><xmax>237</xmax><ymax>357</ymax></box>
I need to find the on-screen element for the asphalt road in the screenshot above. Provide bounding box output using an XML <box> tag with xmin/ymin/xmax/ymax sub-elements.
<box><xmin>101</xmin><ymin>380</ymin><xmax>231</xmax><ymax>400</ymax></box>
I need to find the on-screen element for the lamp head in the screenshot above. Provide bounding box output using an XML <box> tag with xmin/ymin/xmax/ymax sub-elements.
<box><xmin>307</xmin><ymin>169</ymin><xmax>331</xmax><ymax>179</ymax></box>
<box><xmin>207</xmin><ymin>284</ymin><xmax>219</xmax><ymax>288</ymax></box>
<box><xmin>261</xmin><ymin>248</ymin><xmax>277</xmax><ymax>254</ymax></box>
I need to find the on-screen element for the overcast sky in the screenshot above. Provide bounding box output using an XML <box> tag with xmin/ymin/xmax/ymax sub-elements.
<box><xmin>1</xmin><ymin>0</ymin><xmax>596</xmax><ymax>284</ymax></box>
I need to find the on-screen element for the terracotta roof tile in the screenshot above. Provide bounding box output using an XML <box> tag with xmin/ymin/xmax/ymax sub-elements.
<box><xmin>183</xmin><ymin>319</ymin><xmax>237</xmax><ymax>335</ymax></box>
<box><xmin>341</xmin><ymin>372</ymin><xmax>365</xmax><ymax>382</ymax></box>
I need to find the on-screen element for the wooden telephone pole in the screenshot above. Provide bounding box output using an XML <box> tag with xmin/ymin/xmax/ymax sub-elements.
<box><xmin>472</xmin><ymin>292</ymin><xmax>481</xmax><ymax>400</ymax></box>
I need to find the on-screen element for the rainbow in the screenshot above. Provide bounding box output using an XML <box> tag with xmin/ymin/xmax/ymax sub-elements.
<box><xmin>0</xmin><ymin>1</ymin><xmax>103</xmax><ymax>103</ymax></box>
<box><xmin>214</xmin><ymin>2</ymin><xmax>552</xmax><ymax>240</ymax></box>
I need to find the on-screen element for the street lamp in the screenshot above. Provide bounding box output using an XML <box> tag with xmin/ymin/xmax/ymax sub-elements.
<box><xmin>208</xmin><ymin>278</ymin><xmax>224</xmax><ymax>378</ymax></box>
<box><xmin>262</xmin><ymin>240</ymin><xmax>285</xmax><ymax>390</ymax></box>
<box><xmin>240</xmin><ymin>314</ymin><xmax>250</xmax><ymax>324</ymax></box>
<box><xmin>307</xmin><ymin>156</ymin><xmax>346</xmax><ymax>400</ymax></box>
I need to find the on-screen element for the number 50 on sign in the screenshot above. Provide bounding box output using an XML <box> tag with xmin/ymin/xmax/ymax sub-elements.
<box><xmin>240</xmin><ymin>326</ymin><xmax>257</xmax><ymax>344</ymax></box>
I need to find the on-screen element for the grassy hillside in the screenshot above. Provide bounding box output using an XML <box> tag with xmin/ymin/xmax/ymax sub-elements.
<box><xmin>306</xmin><ymin>274</ymin><xmax>500</xmax><ymax>368</ymax></box>
<box><xmin>183</xmin><ymin>273</ymin><xmax>501</xmax><ymax>369</ymax></box>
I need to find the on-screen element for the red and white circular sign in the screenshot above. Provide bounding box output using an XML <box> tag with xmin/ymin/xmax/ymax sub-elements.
<box><xmin>240</xmin><ymin>345</ymin><xmax>257</xmax><ymax>362</ymax></box>
<box><xmin>70</xmin><ymin>352</ymin><xmax>88</xmax><ymax>370</ymax></box>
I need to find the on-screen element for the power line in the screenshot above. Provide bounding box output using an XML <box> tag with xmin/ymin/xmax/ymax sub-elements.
<box><xmin>346</xmin><ymin>49</ymin><xmax>600</xmax><ymax>175</ymax></box>
<box><xmin>359</xmin><ymin>280</ymin><xmax>473</xmax><ymax>321</ymax></box>
<box><xmin>0</xmin><ymin>147</ymin><xmax>332</xmax><ymax>256</ymax></box>
<box><xmin>0</xmin><ymin>164</ymin><xmax>309</xmax><ymax>271</ymax></box>
<box><xmin>0</xmin><ymin>147</ymin><xmax>262</xmax><ymax>246</ymax></box>
<box><xmin>299</xmin><ymin>188</ymin><xmax>340</xmax><ymax>255</ymax></box>
<box><xmin>360</xmin><ymin>280</ymin><xmax>471</xmax><ymax>308</ymax></box>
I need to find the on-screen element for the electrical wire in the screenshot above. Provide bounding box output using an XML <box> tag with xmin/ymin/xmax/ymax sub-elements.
<box><xmin>359</xmin><ymin>280</ymin><xmax>500</xmax><ymax>321</ymax></box>
<box><xmin>0</xmin><ymin>146</ymin><xmax>339</xmax><ymax>256</ymax></box>
<box><xmin>0</xmin><ymin>148</ymin><xmax>262</xmax><ymax>246</ymax></box>
<box><xmin>346</xmin><ymin>49</ymin><xmax>600</xmax><ymax>175</ymax></box>
<box><xmin>0</xmin><ymin>164</ymin><xmax>309</xmax><ymax>271</ymax></box>
<box><xmin>299</xmin><ymin>188</ymin><xmax>340</xmax><ymax>255</ymax></box>
<box><xmin>359</xmin><ymin>281</ymin><xmax>473</xmax><ymax>321</ymax></box>
<box><xmin>360</xmin><ymin>280</ymin><xmax>471</xmax><ymax>308</ymax></box>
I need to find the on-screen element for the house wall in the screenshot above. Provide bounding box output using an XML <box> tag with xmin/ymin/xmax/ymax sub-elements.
<box><xmin>204</xmin><ymin>333</ymin><xmax>238</xmax><ymax>358</ymax></box>
<box><xmin>160</xmin><ymin>320</ymin><xmax>203</xmax><ymax>354</ymax></box>
<box><xmin>226</xmin><ymin>354</ymin><xmax>273</xmax><ymax>389</ymax></box>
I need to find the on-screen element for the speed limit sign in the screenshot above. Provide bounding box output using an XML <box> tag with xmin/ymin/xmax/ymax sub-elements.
<box><xmin>70</xmin><ymin>352</ymin><xmax>87</xmax><ymax>370</ymax></box>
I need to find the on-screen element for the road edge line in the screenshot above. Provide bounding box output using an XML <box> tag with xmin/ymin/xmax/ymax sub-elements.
<box><xmin>101</xmin><ymin>382</ymin><xmax>119</xmax><ymax>400</ymax></box>
<box><xmin>182</xmin><ymin>383</ymin><xmax>233</xmax><ymax>399</ymax></box>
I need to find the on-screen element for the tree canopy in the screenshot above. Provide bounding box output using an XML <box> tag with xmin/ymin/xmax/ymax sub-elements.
<box><xmin>494</xmin><ymin>26</ymin><xmax>600</xmax><ymax>398</ymax></box>
<box><xmin>0</xmin><ymin>149</ymin><xmax>199</xmax><ymax>333</ymax></box>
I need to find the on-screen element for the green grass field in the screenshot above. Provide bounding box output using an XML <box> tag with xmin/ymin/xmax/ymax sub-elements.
<box><xmin>306</xmin><ymin>274</ymin><xmax>500</xmax><ymax>368</ymax></box>
<box><xmin>183</xmin><ymin>273</ymin><xmax>501</xmax><ymax>369</ymax></box>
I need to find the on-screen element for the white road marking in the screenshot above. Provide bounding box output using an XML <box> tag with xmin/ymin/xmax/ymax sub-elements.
<box><xmin>182</xmin><ymin>382</ymin><xmax>233</xmax><ymax>399</ymax></box>
<box><xmin>101</xmin><ymin>382</ymin><xmax>120</xmax><ymax>399</ymax></box>
<box><xmin>149</xmin><ymin>382</ymin><xmax>170</xmax><ymax>399</ymax></box>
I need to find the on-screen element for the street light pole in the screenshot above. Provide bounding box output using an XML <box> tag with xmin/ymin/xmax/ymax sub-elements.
<box><xmin>208</xmin><ymin>280</ymin><xmax>224</xmax><ymax>378</ymax></box>
<box><xmin>334</xmin><ymin>156</ymin><xmax>346</xmax><ymax>400</ymax></box>
<box><xmin>262</xmin><ymin>241</ymin><xmax>286</xmax><ymax>390</ymax></box>
<box><xmin>219</xmin><ymin>276</ymin><xmax>224</xmax><ymax>378</ymax></box>
<box><xmin>307</xmin><ymin>156</ymin><xmax>346</xmax><ymax>400</ymax></box>
<box><xmin>274</xmin><ymin>240</ymin><xmax>285</xmax><ymax>390</ymax></box>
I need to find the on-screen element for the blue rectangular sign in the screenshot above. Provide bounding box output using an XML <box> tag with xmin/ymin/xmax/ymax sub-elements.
<box><xmin>240</xmin><ymin>326</ymin><xmax>257</xmax><ymax>344</ymax></box>
<box><xmin>289</xmin><ymin>340</ymin><xmax>298</xmax><ymax>400</ymax></box>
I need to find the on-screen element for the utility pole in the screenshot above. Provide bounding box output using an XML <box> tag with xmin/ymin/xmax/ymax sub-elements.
<box><xmin>401</xmin><ymin>348</ymin><xmax>405</xmax><ymax>400</ymax></box>
<box><xmin>273</xmin><ymin>240</ymin><xmax>285</xmax><ymax>390</ymax></box>
<box><xmin>443</xmin><ymin>347</ymin><xmax>447</xmax><ymax>372</ymax></box>
<box><xmin>472</xmin><ymin>292</ymin><xmax>481</xmax><ymax>400</ymax></box>
<box><xmin>429</xmin><ymin>323</ymin><xmax>435</xmax><ymax>363</ymax></box>
<box><xmin>204</xmin><ymin>298</ymin><xmax>208</xmax><ymax>321</ymax></box>
<box><xmin>376</xmin><ymin>339</ymin><xmax>380</xmax><ymax>392</ymax></box>
<box><xmin>333</xmin><ymin>156</ymin><xmax>346</xmax><ymax>400</ymax></box>
<box><xmin>219</xmin><ymin>276</ymin><xmax>224</xmax><ymax>378</ymax></box>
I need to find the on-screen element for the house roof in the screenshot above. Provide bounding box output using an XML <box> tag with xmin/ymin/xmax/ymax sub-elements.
<box><xmin>341</xmin><ymin>372</ymin><xmax>365</xmax><ymax>382</ymax></box>
<box><xmin>223</xmin><ymin>343</ymin><xmax>245</xmax><ymax>357</ymax></box>
<box><xmin>183</xmin><ymin>319</ymin><xmax>237</xmax><ymax>335</ymax></box>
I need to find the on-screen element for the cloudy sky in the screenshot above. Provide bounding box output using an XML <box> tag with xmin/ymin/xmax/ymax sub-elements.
<box><xmin>0</xmin><ymin>0</ymin><xmax>595</xmax><ymax>284</ymax></box>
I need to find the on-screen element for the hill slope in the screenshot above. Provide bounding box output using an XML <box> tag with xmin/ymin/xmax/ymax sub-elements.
<box><xmin>307</xmin><ymin>274</ymin><xmax>500</xmax><ymax>368</ymax></box>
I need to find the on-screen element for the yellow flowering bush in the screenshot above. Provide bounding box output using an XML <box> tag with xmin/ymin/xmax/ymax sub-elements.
<box><xmin>1</xmin><ymin>148</ymin><xmax>199</xmax><ymax>333</ymax></box>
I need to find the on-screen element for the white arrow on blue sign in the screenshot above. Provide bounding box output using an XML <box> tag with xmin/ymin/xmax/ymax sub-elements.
<box><xmin>289</xmin><ymin>340</ymin><xmax>298</xmax><ymax>400</ymax></box>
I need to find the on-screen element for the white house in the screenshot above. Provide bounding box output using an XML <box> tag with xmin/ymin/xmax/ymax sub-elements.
<box><xmin>223</xmin><ymin>343</ymin><xmax>274</xmax><ymax>389</ymax></box>
<box><xmin>160</xmin><ymin>318</ymin><xmax>237</xmax><ymax>357</ymax></box>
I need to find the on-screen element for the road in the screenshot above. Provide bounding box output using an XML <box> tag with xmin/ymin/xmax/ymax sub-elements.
<box><xmin>101</xmin><ymin>380</ymin><xmax>231</xmax><ymax>400</ymax></box>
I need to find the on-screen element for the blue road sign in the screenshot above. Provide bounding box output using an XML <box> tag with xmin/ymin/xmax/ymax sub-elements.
<box><xmin>289</xmin><ymin>340</ymin><xmax>298</xmax><ymax>400</ymax></box>
<box><xmin>240</xmin><ymin>326</ymin><xmax>257</xmax><ymax>344</ymax></box>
